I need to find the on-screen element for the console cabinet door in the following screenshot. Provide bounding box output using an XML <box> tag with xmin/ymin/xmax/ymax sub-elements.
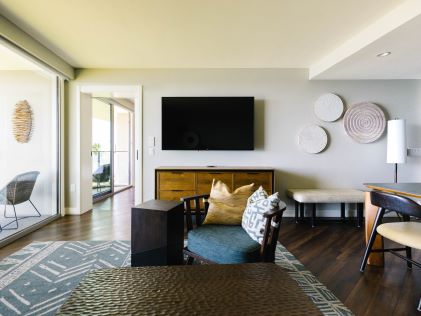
<box><xmin>233</xmin><ymin>172</ymin><xmax>273</xmax><ymax>194</ymax></box>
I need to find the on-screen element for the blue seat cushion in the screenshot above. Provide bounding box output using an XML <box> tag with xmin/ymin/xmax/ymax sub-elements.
<box><xmin>187</xmin><ymin>225</ymin><xmax>261</xmax><ymax>264</ymax></box>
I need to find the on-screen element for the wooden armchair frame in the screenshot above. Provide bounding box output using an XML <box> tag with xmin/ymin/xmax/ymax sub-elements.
<box><xmin>181</xmin><ymin>194</ymin><xmax>285</xmax><ymax>264</ymax></box>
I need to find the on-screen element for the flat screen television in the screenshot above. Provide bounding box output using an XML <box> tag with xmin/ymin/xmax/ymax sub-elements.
<box><xmin>162</xmin><ymin>97</ymin><xmax>254</xmax><ymax>150</ymax></box>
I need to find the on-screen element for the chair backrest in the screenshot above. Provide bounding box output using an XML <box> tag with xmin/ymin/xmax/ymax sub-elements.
<box><xmin>181</xmin><ymin>194</ymin><xmax>210</xmax><ymax>231</ymax></box>
<box><xmin>370</xmin><ymin>191</ymin><xmax>421</xmax><ymax>218</ymax></box>
<box><xmin>6</xmin><ymin>171</ymin><xmax>40</xmax><ymax>205</ymax></box>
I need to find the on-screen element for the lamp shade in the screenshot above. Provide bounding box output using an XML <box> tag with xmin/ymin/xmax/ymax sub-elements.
<box><xmin>387</xmin><ymin>119</ymin><xmax>407</xmax><ymax>164</ymax></box>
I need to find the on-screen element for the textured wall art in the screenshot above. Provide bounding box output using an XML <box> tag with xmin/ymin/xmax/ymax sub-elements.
<box><xmin>12</xmin><ymin>100</ymin><xmax>33</xmax><ymax>143</ymax></box>
<box><xmin>343</xmin><ymin>102</ymin><xmax>386</xmax><ymax>143</ymax></box>
<box><xmin>314</xmin><ymin>93</ymin><xmax>344</xmax><ymax>122</ymax></box>
<box><xmin>298</xmin><ymin>125</ymin><xmax>328</xmax><ymax>154</ymax></box>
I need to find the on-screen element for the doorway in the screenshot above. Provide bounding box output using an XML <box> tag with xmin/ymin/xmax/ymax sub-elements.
<box><xmin>79</xmin><ymin>85</ymin><xmax>142</xmax><ymax>206</ymax></box>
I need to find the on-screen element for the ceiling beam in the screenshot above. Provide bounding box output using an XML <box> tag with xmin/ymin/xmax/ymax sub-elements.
<box><xmin>0</xmin><ymin>14</ymin><xmax>74</xmax><ymax>79</ymax></box>
<box><xmin>309</xmin><ymin>0</ymin><xmax>421</xmax><ymax>80</ymax></box>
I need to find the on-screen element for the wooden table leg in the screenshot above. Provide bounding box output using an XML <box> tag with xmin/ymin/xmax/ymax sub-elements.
<box><xmin>364</xmin><ymin>191</ymin><xmax>384</xmax><ymax>266</ymax></box>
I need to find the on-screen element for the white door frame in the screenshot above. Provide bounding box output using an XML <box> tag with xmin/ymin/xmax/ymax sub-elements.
<box><xmin>79</xmin><ymin>84</ymin><xmax>143</xmax><ymax>205</ymax></box>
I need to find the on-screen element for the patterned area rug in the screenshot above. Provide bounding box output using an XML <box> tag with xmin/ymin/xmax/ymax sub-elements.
<box><xmin>0</xmin><ymin>241</ymin><xmax>353</xmax><ymax>315</ymax></box>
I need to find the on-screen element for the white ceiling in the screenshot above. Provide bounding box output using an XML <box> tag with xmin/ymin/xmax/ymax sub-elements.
<box><xmin>0</xmin><ymin>0</ymin><xmax>420</xmax><ymax>79</ymax></box>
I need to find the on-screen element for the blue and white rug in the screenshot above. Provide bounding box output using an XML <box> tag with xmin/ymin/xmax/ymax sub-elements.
<box><xmin>0</xmin><ymin>241</ymin><xmax>353</xmax><ymax>315</ymax></box>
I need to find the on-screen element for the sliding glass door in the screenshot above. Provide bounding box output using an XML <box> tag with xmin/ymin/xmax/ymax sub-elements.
<box><xmin>92</xmin><ymin>100</ymin><xmax>112</xmax><ymax>197</ymax></box>
<box><xmin>113</xmin><ymin>105</ymin><xmax>132</xmax><ymax>192</ymax></box>
<box><xmin>0</xmin><ymin>44</ymin><xmax>60</xmax><ymax>243</ymax></box>
<box><xmin>92</xmin><ymin>99</ymin><xmax>133</xmax><ymax>199</ymax></box>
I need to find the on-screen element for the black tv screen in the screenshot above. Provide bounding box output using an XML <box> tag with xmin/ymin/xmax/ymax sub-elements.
<box><xmin>162</xmin><ymin>97</ymin><xmax>254</xmax><ymax>150</ymax></box>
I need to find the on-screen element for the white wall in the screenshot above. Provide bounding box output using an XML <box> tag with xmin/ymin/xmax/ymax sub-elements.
<box><xmin>0</xmin><ymin>70</ymin><xmax>58</xmax><ymax>216</ymax></box>
<box><xmin>67</xmin><ymin>69</ymin><xmax>421</xmax><ymax>216</ymax></box>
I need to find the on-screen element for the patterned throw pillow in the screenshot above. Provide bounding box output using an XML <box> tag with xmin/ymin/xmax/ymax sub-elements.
<box><xmin>242</xmin><ymin>187</ymin><xmax>280</xmax><ymax>244</ymax></box>
<box><xmin>203</xmin><ymin>179</ymin><xmax>255</xmax><ymax>225</ymax></box>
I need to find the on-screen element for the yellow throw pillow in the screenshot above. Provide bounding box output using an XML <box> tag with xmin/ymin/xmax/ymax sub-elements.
<box><xmin>203</xmin><ymin>179</ymin><xmax>255</xmax><ymax>225</ymax></box>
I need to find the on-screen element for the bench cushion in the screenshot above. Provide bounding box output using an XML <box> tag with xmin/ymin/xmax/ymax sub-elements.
<box><xmin>187</xmin><ymin>225</ymin><xmax>261</xmax><ymax>264</ymax></box>
<box><xmin>286</xmin><ymin>189</ymin><xmax>364</xmax><ymax>203</ymax></box>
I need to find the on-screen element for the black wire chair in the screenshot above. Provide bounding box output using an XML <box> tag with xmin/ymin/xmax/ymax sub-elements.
<box><xmin>0</xmin><ymin>171</ymin><xmax>41</xmax><ymax>231</ymax></box>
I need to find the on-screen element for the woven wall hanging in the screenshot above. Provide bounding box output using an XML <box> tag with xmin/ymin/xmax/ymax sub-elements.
<box><xmin>12</xmin><ymin>100</ymin><xmax>33</xmax><ymax>143</ymax></box>
<box><xmin>343</xmin><ymin>102</ymin><xmax>386</xmax><ymax>143</ymax></box>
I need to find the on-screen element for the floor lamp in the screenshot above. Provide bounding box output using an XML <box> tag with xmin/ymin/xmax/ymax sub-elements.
<box><xmin>386</xmin><ymin>119</ymin><xmax>407</xmax><ymax>183</ymax></box>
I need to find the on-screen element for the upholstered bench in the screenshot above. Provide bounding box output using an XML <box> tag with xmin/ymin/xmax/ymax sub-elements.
<box><xmin>286</xmin><ymin>189</ymin><xmax>365</xmax><ymax>227</ymax></box>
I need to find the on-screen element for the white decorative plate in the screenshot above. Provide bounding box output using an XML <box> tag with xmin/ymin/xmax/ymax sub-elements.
<box><xmin>298</xmin><ymin>125</ymin><xmax>328</xmax><ymax>154</ymax></box>
<box><xmin>343</xmin><ymin>102</ymin><xmax>386</xmax><ymax>143</ymax></box>
<box><xmin>314</xmin><ymin>93</ymin><xmax>344</xmax><ymax>122</ymax></box>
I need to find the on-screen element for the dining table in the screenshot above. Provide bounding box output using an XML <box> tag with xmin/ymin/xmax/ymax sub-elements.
<box><xmin>364</xmin><ymin>183</ymin><xmax>421</xmax><ymax>266</ymax></box>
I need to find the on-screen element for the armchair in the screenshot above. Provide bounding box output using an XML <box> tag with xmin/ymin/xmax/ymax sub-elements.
<box><xmin>0</xmin><ymin>171</ymin><xmax>40</xmax><ymax>231</ymax></box>
<box><xmin>92</xmin><ymin>164</ymin><xmax>111</xmax><ymax>189</ymax></box>
<box><xmin>182</xmin><ymin>193</ymin><xmax>285</xmax><ymax>264</ymax></box>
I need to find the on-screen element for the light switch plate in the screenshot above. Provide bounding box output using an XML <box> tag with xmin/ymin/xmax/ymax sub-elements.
<box><xmin>148</xmin><ymin>147</ymin><xmax>155</xmax><ymax>156</ymax></box>
<box><xmin>408</xmin><ymin>148</ymin><xmax>421</xmax><ymax>157</ymax></box>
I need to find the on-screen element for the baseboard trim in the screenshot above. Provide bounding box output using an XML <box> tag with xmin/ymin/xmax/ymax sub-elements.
<box><xmin>65</xmin><ymin>207</ymin><xmax>92</xmax><ymax>215</ymax></box>
<box><xmin>0</xmin><ymin>214</ymin><xmax>60</xmax><ymax>248</ymax></box>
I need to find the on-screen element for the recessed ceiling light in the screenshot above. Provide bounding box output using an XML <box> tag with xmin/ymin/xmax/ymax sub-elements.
<box><xmin>376</xmin><ymin>52</ymin><xmax>391</xmax><ymax>57</ymax></box>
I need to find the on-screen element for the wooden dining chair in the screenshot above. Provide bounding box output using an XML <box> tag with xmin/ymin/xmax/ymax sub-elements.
<box><xmin>181</xmin><ymin>194</ymin><xmax>285</xmax><ymax>264</ymax></box>
<box><xmin>360</xmin><ymin>191</ymin><xmax>421</xmax><ymax>272</ymax></box>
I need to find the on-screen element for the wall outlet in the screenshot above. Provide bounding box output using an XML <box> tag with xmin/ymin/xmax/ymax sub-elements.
<box><xmin>148</xmin><ymin>136</ymin><xmax>155</xmax><ymax>147</ymax></box>
<box><xmin>70</xmin><ymin>184</ymin><xmax>76</xmax><ymax>192</ymax></box>
<box><xmin>408</xmin><ymin>148</ymin><xmax>421</xmax><ymax>157</ymax></box>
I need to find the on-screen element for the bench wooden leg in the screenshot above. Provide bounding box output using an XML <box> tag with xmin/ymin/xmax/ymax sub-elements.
<box><xmin>311</xmin><ymin>203</ymin><xmax>316</xmax><ymax>227</ymax></box>
<box><xmin>340</xmin><ymin>203</ymin><xmax>345</xmax><ymax>221</ymax></box>
<box><xmin>295</xmin><ymin>201</ymin><xmax>299</xmax><ymax>223</ymax></box>
<box><xmin>300</xmin><ymin>203</ymin><xmax>304</xmax><ymax>220</ymax></box>
<box><xmin>357</xmin><ymin>203</ymin><xmax>363</xmax><ymax>228</ymax></box>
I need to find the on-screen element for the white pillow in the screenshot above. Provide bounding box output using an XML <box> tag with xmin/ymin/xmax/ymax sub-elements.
<box><xmin>242</xmin><ymin>186</ymin><xmax>280</xmax><ymax>244</ymax></box>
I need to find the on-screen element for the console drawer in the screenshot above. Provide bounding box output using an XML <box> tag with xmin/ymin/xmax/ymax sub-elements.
<box><xmin>158</xmin><ymin>171</ymin><xmax>196</xmax><ymax>191</ymax></box>
<box><xmin>197</xmin><ymin>172</ymin><xmax>233</xmax><ymax>194</ymax></box>
<box><xmin>233</xmin><ymin>172</ymin><xmax>272</xmax><ymax>193</ymax></box>
<box><xmin>158</xmin><ymin>190</ymin><xmax>196</xmax><ymax>201</ymax></box>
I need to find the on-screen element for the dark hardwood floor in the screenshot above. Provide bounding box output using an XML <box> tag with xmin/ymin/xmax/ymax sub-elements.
<box><xmin>0</xmin><ymin>188</ymin><xmax>419</xmax><ymax>316</ymax></box>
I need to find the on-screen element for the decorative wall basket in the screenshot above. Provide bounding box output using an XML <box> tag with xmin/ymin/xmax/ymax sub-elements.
<box><xmin>298</xmin><ymin>125</ymin><xmax>328</xmax><ymax>154</ymax></box>
<box><xmin>343</xmin><ymin>102</ymin><xmax>386</xmax><ymax>143</ymax></box>
<box><xmin>314</xmin><ymin>93</ymin><xmax>344</xmax><ymax>122</ymax></box>
<box><xmin>12</xmin><ymin>100</ymin><xmax>33</xmax><ymax>143</ymax></box>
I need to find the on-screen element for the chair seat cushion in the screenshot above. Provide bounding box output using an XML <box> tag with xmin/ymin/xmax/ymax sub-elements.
<box><xmin>286</xmin><ymin>189</ymin><xmax>364</xmax><ymax>203</ymax></box>
<box><xmin>377</xmin><ymin>222</ymin><xmax>421</xmax><ymax>250</ymax></box>
<box><xmin>187</xmin><ymin>225</ymin><xmax>261</xmax><ymax>264</ymax></box>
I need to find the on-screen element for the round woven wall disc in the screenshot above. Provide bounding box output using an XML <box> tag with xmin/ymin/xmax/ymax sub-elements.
<box><xmin>314</xmin><ymin>93</ymin><xmax>344</xmax><ymax>122</ymax></box>
<box><xmin>298</xmin><ymin>125</ymin><xmax>328</xmax><ymax>154</ymax></box>
<box><xmin>343</xmin><ymin>102</ymin><xmax>386</xmax><ymax>143</ymax></box>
